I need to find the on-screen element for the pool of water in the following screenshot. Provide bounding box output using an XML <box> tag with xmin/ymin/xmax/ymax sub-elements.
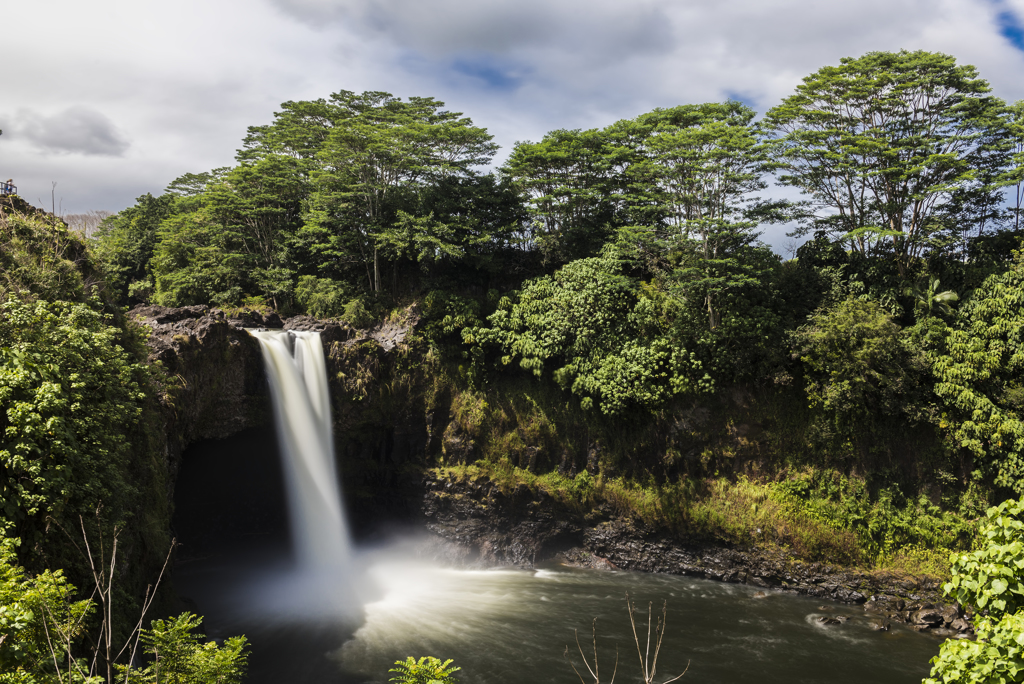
<box><xmin>173</xmin><ymin>431</ymin><xmax>941</xmax><ymax>684</ymax></box>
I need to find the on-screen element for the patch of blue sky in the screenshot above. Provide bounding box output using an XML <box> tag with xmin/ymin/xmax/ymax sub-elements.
<box><xmin>724</xmin><ymin>90</ymin><xmax>759</xmax><ymax>112</ymax></box>
<box><xmin>990</xmin><ymin>0</ymin><xmax>1024</xmax><ymax>51</ymax></box>
<box><xmin>449</xmin><ymin>54</ymin><xmax>525</xmax><ymax>92</ymax></box>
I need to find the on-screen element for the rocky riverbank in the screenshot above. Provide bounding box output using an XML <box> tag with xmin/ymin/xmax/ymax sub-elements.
<box><xmin>420</xmin><ymin>470</ymin><xmax>973</xmax><ymax>638</ymax></box>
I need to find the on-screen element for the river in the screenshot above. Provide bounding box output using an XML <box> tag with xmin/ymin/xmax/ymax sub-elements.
<box><xmin>173</xmin><ymin>429</ymin><xmax>941</xmax><ymax>684</ymax></box>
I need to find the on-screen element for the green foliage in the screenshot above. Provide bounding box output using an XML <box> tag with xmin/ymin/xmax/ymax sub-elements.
<box><xmin>927</xmin><ymin>498</ymin><xmax>1024</xmax><ymax>684</ymax></box>
<box><xmin>945</xmin><ymin>498</ymin><xmax>1024</xmax><ymax>615</ymax></box>
<box><xmin>932</xmin><ymin>257</ymin><xmax>1024</xmax><ymax>493</ymax></box>
<box><xmin>421</xmin><ymin>290</ymin><xmax>484</xmax><ymax>354</ymax></box>
<box><xmin>118</xmin><ymin>613</ymin><xmax>248</xmax><ymax>684</ymax></box>
<box><xmin>925</xmin><ymin>610</ymin><xmax>1024</xmax><ymax>684</ymax></box>
<box><xmin>389</xmin><ymin>656</ymin><xmax>460</xmax><ymax>684</ymax></box>
<box><xmin>668</xmin><ymin>242</ymin><xmax>785</xmax><ymax>383</ymax></box>
<box><xmin>769</xmin><ymin>470</ymin><xmax>972</xmax><ymax>570</ymax></box>
<box><xmin>0</xmin><ymin>538</ymin><xmax>97</xmax><ymax>684</ymax></box>
<box><xmin>342</xmin><ymin>297</ymin><xmax>375</xmax><ymax>328</ymax></box>
<box><xmin>293</xmin><ymin>275</ymin><xmax>353</xmax><ymax>318</ymax></box>
<box><xmin>793</xmin><ymin>298</ymin><xmax>918</xmax><ymax>429</ymax></box>
<box><xmin>0</xmin><ymin>299</ymin><xmax>148</xmax><ymax>551</ymax></box>
<box><xmin>468</xmin><ymin>255</ymin><xmax>707</xmax><ymax>415</ymax></box>
<box><xmin>906</xmin><ymin>276</ymin><xmax>959</xmax><ymax>319</ymax></box>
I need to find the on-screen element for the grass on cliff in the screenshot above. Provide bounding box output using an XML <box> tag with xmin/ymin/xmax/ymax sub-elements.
<box><xmin>436</xmin><ymin>462</ymin><xmax>966</xmax><ymax>579</ymax></box>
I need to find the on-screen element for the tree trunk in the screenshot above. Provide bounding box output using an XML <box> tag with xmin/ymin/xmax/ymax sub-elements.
<box><xmin>374</xmin><ymin>247</ymin><xmax>381</xmax><ymax>293</ymax></box>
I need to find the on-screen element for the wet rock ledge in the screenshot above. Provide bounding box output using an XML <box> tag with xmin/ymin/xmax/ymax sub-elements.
<box><xmin>420</xmin><ymin>471</ymin><xmax>973</xmax><ymax>638</ymax></box>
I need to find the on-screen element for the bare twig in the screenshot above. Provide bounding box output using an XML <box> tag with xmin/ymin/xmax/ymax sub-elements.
<box><xmin>40</xmin><ymin>605</ymin><xmax>65</xmax><ymax>684</ymax></box>
<box><xmin>50</xmin><ymin>508</ymin><xmax>177</xmax><ymax>683</ymax></box>
<box><xmin>564</xmin><ymin>618</ymin><xmax>617</xmax><ymax>684</ymax></box>
<box><xmin>118</xmin><ymin>537</ymin><xmax>177</xmax><ymax>677</ymax></box>
<box><xmin>625</xmin><ymin>593</ymin><xmax>689</xmax><ymax>684</ymax></box>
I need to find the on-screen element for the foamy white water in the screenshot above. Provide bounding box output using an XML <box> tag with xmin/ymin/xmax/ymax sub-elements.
<box><xmin>251</xmin><ymin>329</ymin><xmax>352</xmax><ymax>573</ymax></box>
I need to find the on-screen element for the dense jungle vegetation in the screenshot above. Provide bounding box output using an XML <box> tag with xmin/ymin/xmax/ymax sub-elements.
<box><xmin>3</xmin><ymin>49</ymin><xmax>1024</xmax><ymax>682</ymax></box>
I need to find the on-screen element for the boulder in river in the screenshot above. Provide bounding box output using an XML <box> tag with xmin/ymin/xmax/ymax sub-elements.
<box><xmin>913</xmin><ymin>608</ymin><xmax>945</xmax><ymax>627</ymax></box>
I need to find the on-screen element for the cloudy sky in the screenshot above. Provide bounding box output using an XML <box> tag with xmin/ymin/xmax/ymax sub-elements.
<box><xmin>4</xmin><ymin>0</ymin><xmax>1024</xmax><ymax>248</ymax></box>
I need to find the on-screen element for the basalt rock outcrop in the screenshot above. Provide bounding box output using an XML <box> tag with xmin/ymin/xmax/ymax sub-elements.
<box><xmin>133</xmin><ymin>306</ymin><xmax>267</xmax><ymax>452</ymax></box>
<box><xmin>420</xmin><ymin>471</ymin><xmax>972</xmax><ymax>637</ymax></box>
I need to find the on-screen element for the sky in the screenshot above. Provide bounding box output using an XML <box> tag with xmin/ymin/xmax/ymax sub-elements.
<box><xmin>4</xmin><ymin>0</ymin><xmax>1024</xmax><ymax>251</ymax></box>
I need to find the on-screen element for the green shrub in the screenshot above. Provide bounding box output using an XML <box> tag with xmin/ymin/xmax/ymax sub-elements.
<box><xmin>343</xmin><ymin>297</ymin><xmax>375</xmax><ymax>328</ymax></box>
<box><xmin>925</xmin><ymin>611</ymin><xmax>1024</xmax><ymax>684</ymax></box>
<box><xmin>944</xmin><ymin>497</ymin><xmax>1024</xmax><ymax>615</ymax></box>
<box><xmin>389</xmin><ymin>657</ymin><xmax>460</xmax><ymax>684</ymax></box>
<box><xmin>0</xmin><ymin>537</ymin><xmax>95</xmax><ymax>683</ymax></box>
<box><xmin>0</xmin><ymin>538</ymin><xmax>248</xmax><ymax>684</ymax></box>
<box><xmin>0</xmin><ymin>208</ymin><xmax>96</xmax><ymax>304</ymax></box>
<box><xmin>927</xmin><ymin>497</ymin><xmax>1024</xmax><ymax>683</ymax></box>
<box><xmin>421</xmin><ymin>290</ymin><xmax>483</xmax><ymax>354</ymax></box>
<box><xmin>793</xmin><ymin>297</ymin><xmax>917</xmax><ymax>430</ymax></box>
<box><xmin>468</xmin><ymin>256</ymin><xmax>707</xmax><ymax>415</ymax></box>
<box><xmin>118</xmin><ymin>613</ymin><xmax>248</xmax><ymax>684</ymax></box>
<box><xmin>0</xmin><ymin>299</ymin><xmax>148</xmax><ymax>556</ymax></box>
<box><xmin>294</xmin><ymin>275</ymin><xmax>352</xmax><ymax>318</ymax></box>
<box><xmin>931</xmin><ymin>258</ymin><xmax>1024</xmax><ymax>494</ymax></box>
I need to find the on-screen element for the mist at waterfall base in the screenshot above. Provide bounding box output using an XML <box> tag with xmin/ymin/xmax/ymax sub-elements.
<box><xmin>171</xmin><ymin>331</ymin><xmax>941</xmax><ymax>684</ymax></box>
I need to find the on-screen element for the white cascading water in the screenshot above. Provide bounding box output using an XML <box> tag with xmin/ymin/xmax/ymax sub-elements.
<box><xmin>251</xmin><ymin>329</ymin><xmax>352</xmax><ymax>574</ymax></box>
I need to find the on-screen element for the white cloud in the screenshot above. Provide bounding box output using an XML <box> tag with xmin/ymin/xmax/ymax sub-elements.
<box><xmin>11</xmin><ymin>107</ymin><xmax>130</xmax><ymax>156</ymax></box>
<box><xmin>2</xmin><ymin>0</ymin><xmax>1024</xmax><ymax>240</ymax></box>
<box><xmin>268</xmin><ymin>0</ymin><xmax>675</xmax><ymax>59</ymax></box>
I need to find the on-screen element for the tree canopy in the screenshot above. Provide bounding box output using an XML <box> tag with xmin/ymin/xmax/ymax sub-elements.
<box><xmin>763</xmin><ymin>50</ymin><xmax>1014</xmax><ymax>275</ymax></box>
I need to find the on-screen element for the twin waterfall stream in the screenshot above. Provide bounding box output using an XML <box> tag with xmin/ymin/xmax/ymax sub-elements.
<box><xmin>251</xmin><ymin>329</ymin><xmax>352</xmax><ymax>574</ymax></box>
<box><xmin>169</xmin><ymin>328</ymin><xmax>943</xmax><ymax>684</ymax></box>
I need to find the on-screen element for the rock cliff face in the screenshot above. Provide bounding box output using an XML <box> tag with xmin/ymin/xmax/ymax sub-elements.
<box><xmin>134</xmin><ymin>305</ymin><xmax>970</xmax><ymax>638</ymax></box>
<box><xmin>130</xmin><ymin>305</ymin><xmax>352</xmax><ymax>493</ymax></box>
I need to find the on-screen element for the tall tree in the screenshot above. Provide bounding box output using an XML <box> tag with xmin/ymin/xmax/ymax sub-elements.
<box><xmin>1005</xmin><ymin>100</ymin><xmax>1024</xmax><ymax>232</ymax></box>
<box><xmin>633</xmin><ymin>102</ymin><xmax>767</xmax><ymax>331</ymax></box>
<box><xmin>91</xmin><ymin>193</ymin><xmax>174</xmax><ymax>304</ymax></box>
<box><xmin>763</xmin><ymin>50</ymin><xmax>1013</xmax><ymax>276</ymax></box>
<box><xmin>149</xmin><ymin>157</ymin><xmax>306</xmax><ymax>308</ymax></box>
<box><xmin>309</xmin><ymin>91</ymin><xmax>497</xmax><ymax>292</ymax></box>
<box><xmin>501</xmin><ymin>128</ymin><xmax>626</xmax><ymax>263</ymax></box>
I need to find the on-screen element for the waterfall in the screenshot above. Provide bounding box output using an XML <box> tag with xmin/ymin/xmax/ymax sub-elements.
<box><xmin>251</xmin><ymin>329</ymin><xmax>352</xmax><ymax>574</ymax></box>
